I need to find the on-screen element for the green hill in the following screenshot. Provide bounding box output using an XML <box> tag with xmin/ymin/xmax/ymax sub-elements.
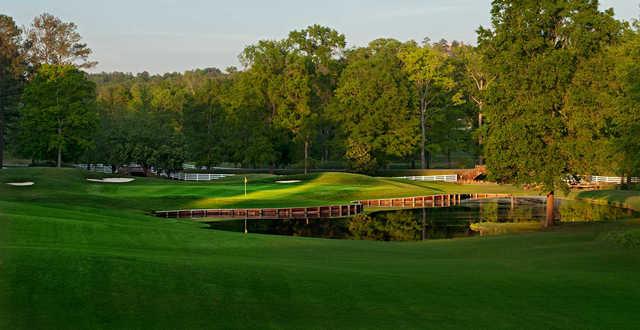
<box><xmin>1</xmin><ymin>168</ymin><xmax>640</xmax><ymax>329</ymax></box>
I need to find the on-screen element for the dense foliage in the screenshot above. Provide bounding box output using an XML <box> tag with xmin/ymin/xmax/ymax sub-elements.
<box><xmin>1</xmin><ymin>2</ymin><xmax>638</xmax><ymax>179</ymax></box>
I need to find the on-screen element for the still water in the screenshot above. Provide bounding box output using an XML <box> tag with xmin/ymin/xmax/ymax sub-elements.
<box><xmin>207</xmin><ymin>197</ymin><xmax>639</xmax><ymax>241</ymax></box>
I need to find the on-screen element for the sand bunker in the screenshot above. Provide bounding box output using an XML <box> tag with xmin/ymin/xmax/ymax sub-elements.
<box><xmin>276</xmin><ymin>180</ymin><xmax>302</xmax><ymax>184</ymax></box>
<box><xmin>6</xmin><ymin>182</ymin><xmax>35</xmax><ymax>186</ymax></box>
<box><xmin>87</xmin><ymin>178</ymin><xmax>135</xmax><ymax>183</ymax></box>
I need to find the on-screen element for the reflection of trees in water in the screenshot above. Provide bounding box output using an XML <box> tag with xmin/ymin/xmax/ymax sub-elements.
<box><xmin>210</xmin><ymin>199</ymin><xmax>638</xmax><ymax>241</ymax></box>
<box><xmin>348</xmin><ymin>212</ymin><xmax>421</xmax><ymax>241</ymax></box>
<box><xmin>479</xmin><ymin>201</ymin><xmax>498</xmax><ymax>222</ymax></box>
<box><xmin>265</xmin><ymin>219</ymin><xmax>349</xmax><ymax>238</ymax></box>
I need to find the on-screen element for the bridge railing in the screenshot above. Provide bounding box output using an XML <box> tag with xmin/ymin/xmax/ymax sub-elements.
<box><xmin>154</xmin><ymin>193</ymin><xmax>513</xmax><ymax>220</ymax></box>
<box><xmin>356</xmin><ymin>193</ymin><xmax>512</xmax><ymax>209</ymax></box>
<box><xmin>154</xmin><ymin>204</ymin><xmax>364</xmax><ymax>220</ymax></box>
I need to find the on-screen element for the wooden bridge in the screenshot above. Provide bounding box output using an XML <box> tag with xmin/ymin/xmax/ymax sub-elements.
<box><xmin>154</xmin><ymin>204</ymin><xmax>364</xmax><ymax>220</ymax></box>
<box><xmin>152</xmin><ymin>193</ymin><xmax>513</xmax><ymax>220</ymax></box>
<box><xmin>356</xmin><ymin>193</ymin><xmax>513</xmax><ymax>209</ymax></box>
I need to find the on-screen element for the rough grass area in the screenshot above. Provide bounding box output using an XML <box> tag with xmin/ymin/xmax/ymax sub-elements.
<box><xmin>2</xmin><ymin>168</ymin><xmax>640</xmax><ymax>329</ymax></box>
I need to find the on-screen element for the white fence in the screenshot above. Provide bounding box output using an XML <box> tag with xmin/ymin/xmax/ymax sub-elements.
<box><xmin>168</xmin><ymin>172</ymin><xmax>235</xmax><ymax>181</ymax></box>
<box><xmin>397</xmin><ymin>175</ymin><xmax>458</xmax><ymax>183</ymax></box>
<box><xmin>75</xmin><ymin>164</ymin><xmax>113</xmax><ymax>174</ymax></box>
<box><xmin>591</xmin><ymin>176</ymin><xmax>640</xmax><ymax>184</ymax></box>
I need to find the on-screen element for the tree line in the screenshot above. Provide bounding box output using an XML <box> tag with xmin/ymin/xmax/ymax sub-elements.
<box><xmin>1</xmin><ymin>14</ymin><xmax>482</xmax><ymax>174</ymax></box>
<box><xmin>1</xmin><ymin>1</ymin><xmax>639</xmax><ymax>199</ymax></box>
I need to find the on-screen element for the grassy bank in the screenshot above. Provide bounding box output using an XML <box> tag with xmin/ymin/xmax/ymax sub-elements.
<box><xmin>574</xmin><ymin>189</ymin><xmax>640</xmax><ymax>211</ymax></box>
<box><xmin>2</xmin><ymin>168</ymin><xmax>640</xmax><ymax>329</ymax></box>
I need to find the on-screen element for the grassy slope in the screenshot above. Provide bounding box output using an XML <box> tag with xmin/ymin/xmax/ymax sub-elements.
<box><xmin>1</xmin><ymin>168</ymin><xmax>640</xmax><ymax>329</ymax></box>
<box><xmin>574</xmin><ymin>189</ymin><xmax>640</xmax><ymax>211</ymax></box>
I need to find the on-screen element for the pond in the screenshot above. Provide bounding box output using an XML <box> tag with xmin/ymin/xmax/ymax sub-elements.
<box><xmin>206</xmin><ymin>197</ymin><xmax>639</xmax><ymax>241</ymax></box>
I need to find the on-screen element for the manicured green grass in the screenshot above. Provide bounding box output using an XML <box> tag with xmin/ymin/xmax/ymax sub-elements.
<box><xmin>575</xmin><ymin>189</ymin><xmax>640</xmax><ymax>211</ymax></box>
<box><xmin>2</xmin><ymin>168</ymin><xmax>640</xmax><ymax>329</ymax></box>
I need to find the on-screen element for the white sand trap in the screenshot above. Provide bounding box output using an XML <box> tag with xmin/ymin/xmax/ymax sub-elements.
<box><xmin>6</xmin><ymin>182</ymin><xmax>35</xmax><ymax>186</ymax></box>
<box><xmin>87</xmin><ymin>178</ymin><xmax>135</xmax><ymax>183</ymax></box>
<box><xmin>276</xmin><ymin>180</ymin><xmax>302</xmax><ymax>184</ymax></box>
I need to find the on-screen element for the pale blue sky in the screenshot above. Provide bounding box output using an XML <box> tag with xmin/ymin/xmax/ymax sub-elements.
<box><xmin>4</xmin><ymin>0</ymin><xmax>638</xmax><ymax>73</ymax></box>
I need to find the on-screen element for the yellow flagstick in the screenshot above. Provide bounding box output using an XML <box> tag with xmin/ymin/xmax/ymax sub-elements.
<box><xmin>244</xmin><ymin>176</ymin><xmax>248</xmax><ymax>234</ymax></box>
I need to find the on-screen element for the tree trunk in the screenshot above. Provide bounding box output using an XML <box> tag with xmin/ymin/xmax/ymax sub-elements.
<box><xmin>545</xmin><ymin>191</ymin><xmax>555</xmax><ymax>228</ymax></box>
<box><xmin>304</xmin><ymin>140</ymin><xmax>309</xmax><ymax>175</ymax></box>
<box><xmin>420</xmin><ymin>105</ymin><xmax>426</xmax><ymax>169</ymax></box>
<box><xmin>478</xmin><ymin>111</ymin><xmax>484</xmax><ymax>165</ymax></box>
<box><xmin>56</xmin><ymin>122</ymin><xmax>63</xmax><ymax>168</ymax></box>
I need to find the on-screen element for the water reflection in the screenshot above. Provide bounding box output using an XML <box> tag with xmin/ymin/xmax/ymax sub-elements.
<box><xmin>207</xmin><ymin>198</ymin><xmax>639</xmax><ymax>241</ymax></box>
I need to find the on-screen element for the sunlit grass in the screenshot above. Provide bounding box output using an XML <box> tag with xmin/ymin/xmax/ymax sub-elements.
<box><xmin>2</xmin><ymin>168</ymin><xmax>640</xmax><ymax>328</ymax></box>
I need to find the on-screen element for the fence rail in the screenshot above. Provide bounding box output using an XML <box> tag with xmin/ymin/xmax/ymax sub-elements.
<box><xmin>591</xmin><ymin>176</ymin><xmax>640</xmax><ymax>184</ymax></box>
<box><xmin>74</xmin><ymin>164</ymin><xmax>113</xmax><ymax>174</ymax></box>
<box><xmin>396</xmin><ymin>174</ymin><xmax>458</xmax><ymax>183</ymax></box>
<box><xmin>168</xmin><ymin>172</ymin><xmax>235</xmax><ymax>181</ymax></box>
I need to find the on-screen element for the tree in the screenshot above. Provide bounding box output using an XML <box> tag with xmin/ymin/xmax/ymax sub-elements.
<box><xmin>0</xmin><ymin>15</ymin><xmax>26</xmax><ymax>168</ymax></box>
<box><xmin>19</xmin><ymin>65</ymin><xmax>97</xmax><ymax>167</ymax></box>
<box><xmin>398</xmin><ymin>40</ymin><xmax>461</xmax><ymax>169</ymax></box>
<box><xmin>183</xmin><ymin>73</ymin><xmax>227</xmax><ymax>168</ymax></box>
<box><xmin>25</xmin><ymin>13</ymin><xmax>97</xmax><ymax>69</ymax></box>
<box><xmin>614</xmin><ymin>29</ymin><xmax>640</xmax><ymax>182</ymax></box>
<box><xmin>455</xmin><ymin>44</ymin><xmax>494</xmax><ymax>165</ymax></box>
<box><xmin>569</xmin><ymin>26</ymin><xmax>640</xmax><ymax>185</ymax></box>
<box><xmin>335</xmin><ymin>39</ymin><xmax>418</xmax><ymax>171</ymax></box>
<box><xmin>479</xmin><ymin>0</ymin><xmax>623</xmax><ymax>227</ymax></box>
<box><xmin>288</xmin><ymin>25</ymin><xmax>346</xmax><ymax>167</ymax></box>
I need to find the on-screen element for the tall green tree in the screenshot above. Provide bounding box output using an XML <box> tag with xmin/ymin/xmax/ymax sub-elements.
<box><xmin>455</xmin><ymin>44</ymin><xmax>494</xmax><ymax>165</ymax></box>
<box><xmin>288</xmin><ymin>25</ymin><xmax>346</xmax><ymax>167</ymax></box>
<box><xmin>568</xmin><ymin>26</ymin><xmax>640</xmax><ymax>184</ymax></box>
<box><xmin>276</xmin><ymin>52</ymin><xmax>313</xmax><ymax>173</ymax></box>
<box><xmin>398</xmin><ymin>40</ymin><xmax>461</xmax><ymax>169</ymax></box>
<box><xmin>479</xmin><ymin>0</ymin><xmax>623</xmax><ymax>226</ymax></box>
<box><xmin>19</xmin><ymin>65</ymin><xmax>97</xmax><ymax>167</ymax></box>
<box><xmin>335</xmin><ymin>39</ymin><xmax>418</xmax><ymax>172</ymax></box>
<box><xmin>183</xmin><ymin>73</ymin><xmax>227</xmax><ymax>168</ymax></box>
<box><xmin>221</xmin><ymin>69</ymin><xmax>283</xmax><ymax>168</ymax></box>
<box><xmin>25</xmin><ymin>13</ymin><xmax>97</xmax><ymax>69</ymax></box>
<box><xmin>614</xmin><ymin>28</ymin><xmax>640</xmax><ymax>181</ymax></box>
<box><xmin>0</xmin><ymin>15</ymin><xmax>26</xmax><ymax>168</ymax></box>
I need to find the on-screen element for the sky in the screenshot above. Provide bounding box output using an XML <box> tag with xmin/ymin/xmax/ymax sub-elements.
<box><xmin>4</xmin><ymin>0</ymin><xmax>639</xmax><ymax>74</ymax></box>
